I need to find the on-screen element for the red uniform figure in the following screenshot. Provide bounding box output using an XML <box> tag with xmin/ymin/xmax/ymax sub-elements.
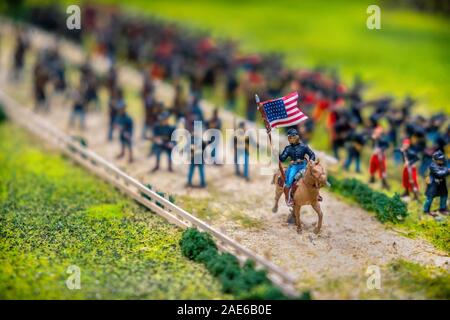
<box><xmin>400</xmin><ymin>139</ymin><xmax>420</xmax><ymax>199</ymax></box>
<box><xmin>369</xmin><ymin>126</ymin><xmax>390</xmax><ymax>189</ymax></box>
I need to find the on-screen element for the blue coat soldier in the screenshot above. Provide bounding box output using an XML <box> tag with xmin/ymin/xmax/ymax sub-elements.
<box><xmin>279</xmin><ymin>128</ymin><xmax>316</xmax><ymax>205</ymax></box>
<box><xmin>151</xmin><ymin>111</ymin><xmax>175</xmax><ymax>172</ymax></box>
<box><xmin>187</xmin><ymin>133</ymin><xmax>207</xmax><ymax>188</ymax></box>
<box><xmin>116</xmin><ymin>106</ymin><xmax>134</xmax><ymax>163</ymax></box>
<box><xmin>423</xmin><ymin>150</ymin><xmax>449</xmax><ymax>216</ymax></box>
<box><xmin>234</xmin><ymin>121</ymin><xmax>257</xmax><ymax>181</ymax></box>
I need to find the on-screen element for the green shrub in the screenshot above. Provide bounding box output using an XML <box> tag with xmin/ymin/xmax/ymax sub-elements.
<box><xmin>180</xmin><ymin>228</ymin><xmax>217</xmax><ymax>261</ymax></box>
<box><xmin>328</xmin><ymin>175</ymin><xmax>408</xmax><ymax>223</ymax></box>
<box><xmin>179</xmin><ymin>228</ymin><xmax>311</xmax><ymax>300</ymax></box>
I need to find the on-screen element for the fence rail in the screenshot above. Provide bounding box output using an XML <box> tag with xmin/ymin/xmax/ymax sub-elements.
<box><xmin>0</xmin><ymin>90</ymin><xmax>299</xmax><ymax>297</ymax></box>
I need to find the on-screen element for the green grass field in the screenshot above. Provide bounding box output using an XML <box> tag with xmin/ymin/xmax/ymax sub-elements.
<box><xmin>89</xmin><ymin>0</ymin><xmax>450</xmax><ymax>113</ymax></box>
<box><xmin>0</xmin><ymin>121</ymin><xmax>228</xmax><ymax>299</ymax></box>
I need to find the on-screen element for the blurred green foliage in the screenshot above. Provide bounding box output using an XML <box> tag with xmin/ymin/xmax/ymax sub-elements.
<box><xmin>389</xmin><ymin>260</ymin><xmax>450</xmax><ymax>299</ymax></box>
<box><xmin>0</xmin><ymin>122</ymin><xmax>228</xmax><ymax>299</ymax></box>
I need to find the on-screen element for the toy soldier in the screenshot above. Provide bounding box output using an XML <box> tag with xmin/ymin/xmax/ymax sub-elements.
<box><xmin>369</xmin><ymin>126</ymin><xmax>390</xmax><ymax>190</ymax></box>
<box><xmin>225</xmin><ymin>68</ymin><xmax>238</xmax><ymax>111</ymax></box>
<box><xmin>107</xmin><ymin>87</ymin><xmax>125</xmax><ymax>141</ymax></box>
<box><xmin>207</xmin><ymin>108</ymin><xmax>222</xmax><ymax>164</ymax></box>
<box><xmin>279</xmin><ymin>128</ymin><xmax>316</xmax><ymax>205</ymax></box>
<box><xmin>409</xmin><ymin>123</ymin><xmax>429</xmax><ymax>177</ymax></box>
<box><xmin>234</xmin><ymin>121</ymin><xmax>257</xmax><ymax>181</ymax></box>
<box><xmin>172</xmin><ymin>80</ymin><xmax>187</xmax><ymax>121</ymax></box>
<box><xmin>116</xmin><ymin>106</ymin><xmax>134</xmax><ymax>163</ymax></box>
<box><xmin>68</xmin><ymin>87</ymin><xmax>86</xmax><ymax>130</ymax></box>
<box><xmin>33</xmin><ymin>56</ymin><xmax>49</xmax><ymax>112</ymax></box>
<box><xmin>141</xmin><ymin>85</ymin><xmax>157</xmax><ymax>140</ymax></box>
<box><xmin>12</xmin><ymin>27</ymin><xmax>29</xmax><ymax>81</ymax></box>
<box><xmin>82</xmin><ymin>67</ymin><xmax>100</xmax><ymax>111</ymax></box>
<box><xmin>151</xmin><ymin>111</ymin><xmax>175</xmax><ymax>172</ymax></box>
<box><xmin>331</xmin><ymin>113</ymin><xmax>351</xmax><ymax>160</ymax></box>
<box><xmin>106</xmin><ymin>63</ymin><xmax>118</xmax><ymax>96</ymax></box>
<box><xmin>434</xmin><ymin>124</ymin><xmax>450</xmax><ymax>159</ymax></box>
<box><xmin>399</xmin><ymin>138</ymin><xmax>420</xmax><ymax>200</ymax></box>
<box><xmin>387</xmin><ymin>108</ymin><xmax>404</xmax><ymax>149</ymax></box>
<box><xmin>423</xmin><ymin>150</ymin><xmax>449</xmax><ymax>216</ymax></box>
<box><xmin>343</xmin><ymin>126</ymin><xmax>366</xmax><ymax>173</ymax></box>
<box><xmin>426</xmin><ymin>113</ymin><xmax>446</xmax><ymax>144</ymax></box>
<box><xmin>187</xmin><ymin>132</ymin><xmax>207</xmax><ymax>188</ymax></box>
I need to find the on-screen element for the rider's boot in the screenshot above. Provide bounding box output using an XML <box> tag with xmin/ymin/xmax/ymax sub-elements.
<box><xmin>284</xmin><ymin>186</ymin><xmax>292</xmax><ymax>206</ymax></box>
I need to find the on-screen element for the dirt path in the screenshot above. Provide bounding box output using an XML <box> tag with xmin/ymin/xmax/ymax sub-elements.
<box><xmin>1</xmin><ymin>22</ymin><xmax>448</xmax><ymax>298</ymax></box>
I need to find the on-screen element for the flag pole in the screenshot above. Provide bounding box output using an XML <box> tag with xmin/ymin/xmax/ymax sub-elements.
<box><xmin>255</xmin><ymin>94</ymin><xmax>286</xmax><ymax>181</ymax></box>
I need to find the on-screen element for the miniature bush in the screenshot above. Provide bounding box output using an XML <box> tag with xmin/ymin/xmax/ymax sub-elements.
<box><xmin>180</xmin><ymin>228</ymin><xmax>311</xmax><ymax>300</ymax></box>
<box><xmin>180</xmin><ymin>227</ymin><xmax>217</xmax><ymax>261</ymax></box>
<box><xmin>328</xmin><ymin>175</ymin><xmax>408</xmax><ymax>223</ymax></box>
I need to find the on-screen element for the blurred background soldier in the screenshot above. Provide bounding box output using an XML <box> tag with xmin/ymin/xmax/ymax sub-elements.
<box><xmin>343</xmin><ymin>123</ymin><xmax>366</xmax><ymax>173</ymax></box>
<box><xmin>171</xmin><ymin>79</ymin><xmax>187</xmax><ymax>122</ymax></box>
<box><xmin>369</xmin><ymin>126</ymin><xmax>390</xmax><ymax>190</ymax></box>
<box><xmin>187</xmin><ymin>132</ymin><xmax>207</xmax><ymax>188</ymax></box>
<box><xmin>151</xmin><ymin>111</ymin><xmax>175</xmax><ymax>172</ymax></box>
<box><xmin>141</xmin><ymin>84</ymin><xmax>157</xmax><ymax>140</ymax></box>
<box><xmin>399</xmin><ymin>138</ymin><xmax>420</xmax><ymax>200</ymax></box>
<box><xmin>107</xmin><ymin>87</ymin><xmax>125</xmax><ymax>141</ymax></box>
<box><xmin>81</xmin><ymin>65</ymin><xmax>100</xmax><ymax>111</ymax></box>
<box><xmin>11</xmin><ymin>27</ymin><xmax>29</xmax><ymax>81</ymax></box>
<box><xmin>68</xmin><ymin>86</ymin><xmax>86</xmax><ymax>130</ymax></box>
<box><xmin>33</xmin><ymin>54</ymin><xmax>49</xmax><ymax>112</ymax></box>
<box><xmin>116</xmin><ymin>105</ymin><xmax>134</xmax><ymax>163</ymax></box>
<box><xmin>433</xmin><ymin>124</ymin><xmax>450</xmax><ymax>167</ymax></box>
<box><xmin>206</xmin><ymin>108</ymin><xmax>222</xmax><ymax>164</ymax></box>
<box><xmin>225</xmin><ymin>67</ymin><xmax>238</xmax><ymax>111</ymax></box>
<box><xmin>233</xmin><ymin>121</ymin><xmax>254</xmax><ymax>181</ymax></box>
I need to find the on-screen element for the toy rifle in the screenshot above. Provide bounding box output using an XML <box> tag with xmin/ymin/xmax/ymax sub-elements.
<box><xmin>255</xmin><ymin>94</ymin><xmax>285</xmax><ymax>181</ymax></box>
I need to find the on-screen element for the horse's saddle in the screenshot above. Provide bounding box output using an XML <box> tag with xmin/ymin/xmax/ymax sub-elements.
<box><xmin>277</xmin><ymin>169</ymin><xmax>302</xmax><ymax>195</ymax></box>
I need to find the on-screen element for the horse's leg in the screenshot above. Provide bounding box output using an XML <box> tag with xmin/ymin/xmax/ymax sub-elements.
<box><xmin>272</xmin><ymin>186</ymin><xmax>283</xmax><ymax>213</ymax></box>
<box><xmin>311</xmin><ymin>202</ymin><xmax>323</xmax><ymax>234</ymax></box>
<box><xmin>293</xmin><ymin>204</ymin><xmax>302</xmax><ymax>233</ymax></box>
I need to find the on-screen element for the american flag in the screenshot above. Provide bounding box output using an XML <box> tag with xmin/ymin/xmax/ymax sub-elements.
<box><xmin>261</xmin><ymin>92</ymin><xmax>307</xmax><ymax>129</ymax></box>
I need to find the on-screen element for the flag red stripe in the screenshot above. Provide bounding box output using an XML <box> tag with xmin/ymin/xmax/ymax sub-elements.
<box><xmin>282</xmin><ymin>92</ymin><xmax>298</xmax><ymax>102</ymax></box>
<box><xmin>285</xmin><ymin>104</ymin><xmax>298</xmax><ymax>112</ymax></box>
<box><xmin>271</xmin><ymin>113</ymin><xmax>306</xmax><ymax>128</ymax></box>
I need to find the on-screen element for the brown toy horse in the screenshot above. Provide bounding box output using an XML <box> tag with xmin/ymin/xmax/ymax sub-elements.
<box><xmin>272</xmin><ymin>157</ymin><xmax>328</xmax><ymax>234</ymax></box>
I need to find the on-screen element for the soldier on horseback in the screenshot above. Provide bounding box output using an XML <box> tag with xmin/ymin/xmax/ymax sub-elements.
<box><xmin>279</xmin><ymin>128</ymin><xmax>316</xmax><ymax>205</ymax></box>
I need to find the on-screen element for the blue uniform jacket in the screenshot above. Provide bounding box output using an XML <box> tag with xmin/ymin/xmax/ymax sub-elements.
<box><xmin>279</xmin><ymin>142</ymin><xmax>316</xmax><ymax>163</ymax></box>
<box><xmin>425</xmin><ymin>162</ymin><xmax>449</xmax><ymax>197</ymax></box>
